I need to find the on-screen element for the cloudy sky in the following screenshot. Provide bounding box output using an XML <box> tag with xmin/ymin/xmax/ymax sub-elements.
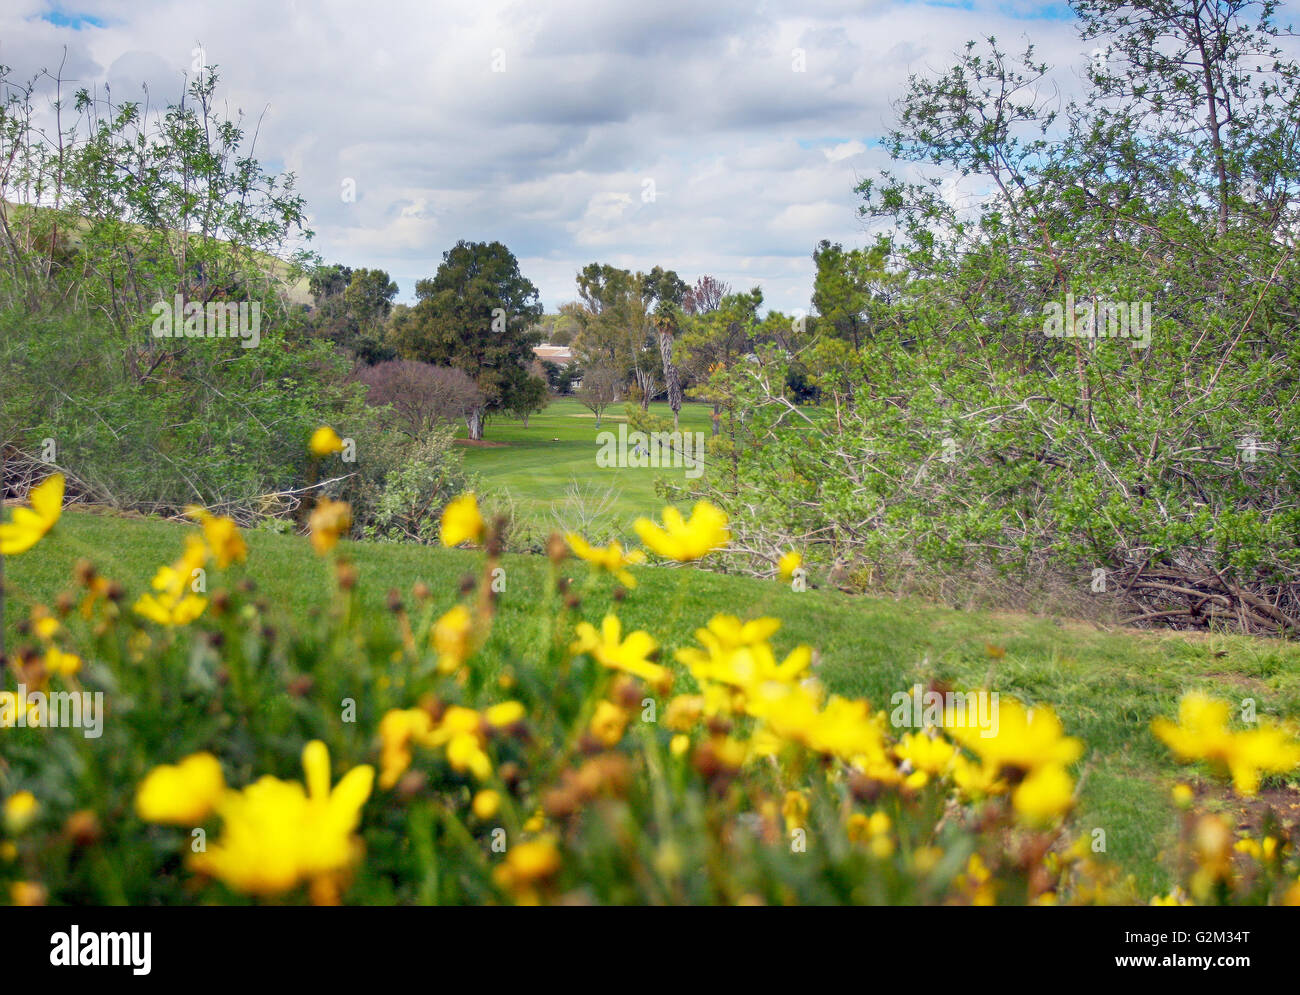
<box><xmin>0</xmin><ymin>1</ymin><xmax>1199</xmax><ymax>314</ymax></box>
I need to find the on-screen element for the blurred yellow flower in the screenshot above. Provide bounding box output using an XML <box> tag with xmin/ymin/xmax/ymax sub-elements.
<box><xmin>1012</xmin><ymin>763</ymin><xmax>1075</xmax><ymax>826</ymax></box>
<box><xmin>190</xmin><ymin>741</ymin><xmax>373</xmax><ymax>900</ymax></box>
<box><xmin>895</xmin><ymin>731</ymin><xmax>957</xmax><ymax>776</ymax></box>
<box><xmin>133</xmin><ymin>535</ymin><xmax>209</xmax><ymax>626</ymax></box>
<box><xmin>571</xmin><ymin>615</ymin><xmax>673</xmax><ymax>693</ymax></box>
<box><xmin>309</xmin><ymin>426</ymin><xmax>345</xmax><ymax>456</ymax></box>
<box><xmin>949</xmin><ymin>697</ymin><xmax>1082</xmax><ymax>776</ymax></box>
<box><xmin>3</xmin><ymin>791</ymin><xmax>39</xmax><ymax>834</ymax></box>
<box><xmin>440</xmin><ymin>493</ymin><xmax>484</xmax><ymax>547</ymax></box>
<box><xmin>0</xmin><ymin>473</ymin><xmax>63</xmax><ymax>555</ymax></box>
<box><xmin>136</xmin><ymin>752</ymin><xmax>227</xmax><ymax>825</ymax></box>
<box><xmin>493</xmin><ymin>836</ymin><xmax>561</xmax><ymax>904</ymax></box>
<box><xmin>433</xmin><ymin>604</ymin><xmax>474</xmax><ymax>674</ymax></box>
<box><xmin>777</xmin><ymin>550</ymin><xmax>802</xmax><ymax>581</ymax></box>
<box><xmin>309</xmin><ymin>498</ymin><xmax>352</xmax><ymax>555</ymax></box>
<box><xmin>472</xmin><ymin>790</ymin><xmax>501</xmax><ymax>820</ymax></box>
<box><xmin>185</xmin><ymin>507</ymin><xmax>248</xmax><ymax>568</ymax></box>
<box><xmin>590</xmin><ymin>700</ymin><xmax>629</xmax><ymax>747</ymax></box>
<box><xmin>1153</xmin><ymin>693</ymin><xmax>1300</xmax><ymax>795</ymax></box>
<box><xmin>377</xmin><ymin>708</ymin><xmax>433</xmax><ymax>790</ymax></box>
<box><xmin>43</xmin><ymin>646</ymin><xmax>82</xmax><ymax>678</ymax></box>
<box><xmin>9</xmin><ymin>881</ymin><xmax>47</xmax><ymax>906</ymax></box>
<box><xmin>633</xmin><ymin>501</ymin><xmax>729</xmax><ymax>561</ymax></box>
<box><xmin>565</xmin><ymin>533</ymin><xmax>645</xmax><ymax>587</ymax></box>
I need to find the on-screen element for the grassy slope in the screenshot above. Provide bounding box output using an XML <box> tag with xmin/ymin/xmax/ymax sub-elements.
<box><xmin>9</xmin><ymin>510</ymin><xmax>1300</xmax><ymax>895</ymax></box>
<box><xmin>457</xmin><ymin>398</ymin><xmax>716</xmax><ymax>527</ymax></box>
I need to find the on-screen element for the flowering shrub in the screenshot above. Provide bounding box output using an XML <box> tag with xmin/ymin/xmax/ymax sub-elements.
<box><xmin>2</xmin><ymin>463</ymin><xmax>1299</xmax><ymax>905</ymax></box>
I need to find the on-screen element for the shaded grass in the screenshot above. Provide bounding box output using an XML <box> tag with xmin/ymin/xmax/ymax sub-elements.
<box><xmin>7</xmin><ymin>509</ymin><xmax>1300</xmax><ymax>896</ymax></box>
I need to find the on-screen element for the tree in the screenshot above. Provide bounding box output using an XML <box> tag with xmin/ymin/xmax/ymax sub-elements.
<box><xmin>683</xmin><ymin>274</ymin><xmax>730</xmax><ymax>315</ymax></box>
<box><xmin>356</xmin><ymin>361</ymin><xmax>483</xmax><ymax>438</ymax></box>
<box><xmin>387</xmin><ymin>240</ymin><xmax>545</xmax><ymax>439</ymax></box>
<box><xmin>309</xmin><ymin>264</ymin><xmax>398</xmax><ymax>363</ymax></box>
<box><xmin>653</xmin><ymin>301</ymin><xmax>684</xmax><ymax>429</ymax></box>
<box><xmin>577</xmin><ymin>365</ymin><xmax>620</xmax><ymax>427</ymax></box>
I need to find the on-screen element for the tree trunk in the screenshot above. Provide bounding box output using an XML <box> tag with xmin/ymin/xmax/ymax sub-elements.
<box><xmin>467</xmin><ymin>407</ymin><xmax>484</xmax><ymax>441</ymax></box>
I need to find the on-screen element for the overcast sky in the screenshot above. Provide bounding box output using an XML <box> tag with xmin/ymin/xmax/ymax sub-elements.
<box><xmin>4</xmin><ymin>1</ymin><xmax>1279</xmax><ymax>315</ymax></box>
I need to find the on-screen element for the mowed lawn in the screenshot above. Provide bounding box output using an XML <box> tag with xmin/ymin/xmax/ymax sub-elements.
<box><xmin>8</xmin><ymin>509</ymin><xmax>1300</xmax><ymax>896</ymax></box>
<box><xmin>457</xmin><ymin>398</ymin><xmax>717</xmax><ymax>529</ymax></box>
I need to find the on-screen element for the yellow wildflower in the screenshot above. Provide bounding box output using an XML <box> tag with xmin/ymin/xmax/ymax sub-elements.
<box><xmin>309</xmin><ymin>426</ymin><xmax>345</xmax><ymax>456</ymax></box>
<box><xmin>3</xmin><ymin>791</ymin><xmax>39</xmax><ymax>834</ymax></box>
<box><xmin>590</xmin><ymin>700</ymin><xmax>629</xmax><ymax>747</ymax></box>
<box><xmin>571</xmin><ymin>615</ymin><xmax>673</xmax><ymax>694</ymax></box>
<box><xmin>190</xmin><ymin>741</ymin><xmax>373</xmax><ymax>900</ymax></box>
<box><xmin>565</xmin><ymin>533</ymin><xmax>645</xmax><ymax>587</ymax></box>
<box><xmin>440</xmin><ymin>493</ymin><xmax>484</xmax><ymax>547</ymax></box>
<box><xmin>433</xmin><ymin>604</ymin><xmax>475</xmax><ymax>674</ymax></box>
<box><xmin>185</xmin><ymin>507</ymin><xmax>248</xmax><ymax>568</ymax></box>
<box><xmin>633</xmin><ymin>501</ymin><xmax>729</xmax><ymax>561</ymax></box>
<box><xmin>0</xmin><ymin>473</ymin><xmax>63</xmax><ymax>555</ymax></box>
<box><xmin>777</xmin><ymin>550</ymin><xmax>802</xmax><ymax>581</ymax></box>
<box><xmin>1012</xmin><ymin>763</ymin><xmax>1075</xmax><ymax>827</ymax></box>
<box><xmin>136</xmin><ymin>753</ymin><xmax>227</xmax><ymax>824</ymax></box>
<box><xmin>377</xmin><ymin>708</ymin><xmax>434</xmax><ymax>790</ymax></box>
<box><xmin>309</xmin><ymin>498</ymin><xmax>352</xmax><ymax>555</ymax></box>
<box><xmin>133</xmin><ymin>535</ymin><xmax>209</xmax><ymax>626</ymax></box>
<box><xmin>948</xmin><ymin>697</ymin><xmax>1082</xmax><ymax>776</ymax></box>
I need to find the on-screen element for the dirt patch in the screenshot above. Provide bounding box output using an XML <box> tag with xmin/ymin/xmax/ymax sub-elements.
<box><xmin>454</xmin><ymin>439</ymin><xmax>510</xmax><ymax>448</ymax></box>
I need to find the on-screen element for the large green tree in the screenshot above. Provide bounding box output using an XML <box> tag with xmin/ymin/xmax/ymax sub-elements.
<box><xmin>388</xmin><ymin>240</ymin><xmax>544</xmax><ymax>439</ymax></box>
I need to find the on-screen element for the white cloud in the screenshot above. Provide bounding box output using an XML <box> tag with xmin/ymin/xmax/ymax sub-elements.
<box><xmin>0</xmin><ymin>0</ymin><xmax>1103</xmax><ymax>313</ymax></box>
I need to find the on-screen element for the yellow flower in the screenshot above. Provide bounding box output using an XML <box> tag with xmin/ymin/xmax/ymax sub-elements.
<box><xmin>1153</xmin><ymin>693</ymin><xmax>1300</xmax><ymax>795</ymax></box>
<box><xmin>30</xmin><ymin>607</ymin><xmax>59</xmax><ymax>641</ymax></box>
<box><xmin>190</xmin><ymin>741</ymin><xmax>373</xmax><ymax>900</ymax></box>
<box><xmin>133</xmin><ymin>535</ymin><xmax>209</xmax><ymax>626</ymax></box>
<box><xmin>1012</xmin><ymin>763</ymin><xmax>1075</xmax><ymax>826</ymax></box>
<box><xmin>951</xmin><ymin>754</ymin><xmax>1006</xmax><ymax>799</ymax></box>
<box><xmin>675</xmin><ymin>614</ymin><xmax>809</xmax><ymax>698</ymax></box>
<box><xmin>483</xmin><ymin>701</ymin><xmax>525</xmax><ymax>728</ymax></box>
<box><xmin>782</xmin><ymin>790</ymin><xmax>809</xmax><ymax>832</ymax></box>
<box><xmin>3</xmin><ymin>791</ymin><xmax>39</xmax><ymax>834</ymax></box>
<box><xmin>377</xmin><ymin>708</ymin><xmax>434</xmax><ymax>790</ymax></box>
<box><xmin>472</xmin><ymin>790</ymin><xmax>501</xmax><ymax>820</ymax></box>
<box><xmin>309</xmin><ymin>426</ymin><xmax>345</xmax><ymax>456</ymax></box>
<box><xmin>0</xmin><ymin>473</ymin><xmax>64</xmax><ymax>555</ymax></box>
<box><xmin>1152</xmin><ymin>693</ymin><xmax>1234</xmax><ymax>765</ymax></box>
<box><xmin>185</xmin><ymin>507</ymin><xmax>248</xmax><ymax>568</ymax></box>
<box><xmin>136</xmin><ymin>753</ymin><xmax>227</xmax><ymax>824</ymax></box>
<box><xmin>440</xmin><ymin>493</ymin><xmax>484</xmax><ymax>547</ymax></box>
<box><xmin>9</xmin><ymin>882</ymin><xmax>47</xmax><ymax>906</ymax></box>
<box><xmin>493</xmin><ymin>836</ymin><xmax>561</xmax><ymax>903</ymax></box>
<box><xmin>949</xmin><ymin>697</ymin><xmax>1082</xmax><ymax>776</ymax></box>
<box><xmin>777</xmin><ymin>550</ymin><xmax>802</xmax><ymax>581</ymax></box>
<box><xmin>43</xmin><ymin>646</ymin><xmax>82</xmax><ymax>678</ymax></box>
<box><xmin>433</xmin><ymin>604</ymin><xmax>475</xmax><ymax>674</ymax></box>
<box><xmin>309</xmin><ymin>498</ymin><xmax>352</xmax><ymax>555</ymax></box>
<box><xmin>565</xmin><ymin>533</ymin><xmax>645</xmax><ymax>587</ymax></box>
<box><xmin>633</xmin><ymin>501</ymin><xmax>729</xmax><ymax>561</ymax></box>
<box><xmin>1171</xmin><ymin>783</ymin><xmax>1195</xmax><ymax>809</ymax></box>
<box><xmin>590</xmin><ymin>700</ymin><xmax>629</xmax><ymax>747</ymax></box>
<box><xmin>895</xmin><ymin>731</ymin><xmax>957</xmax><ymax>776</ymax></box>
<box><xmin>571</xmin><ymin>615</ymin><xmax>673</xmax><ymax>693</ymax></box>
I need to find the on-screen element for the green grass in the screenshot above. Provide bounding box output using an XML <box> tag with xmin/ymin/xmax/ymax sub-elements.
<box><xmin>458</xmin><ymin>398</ymin><xmax>717</xmax><ymax>530</ymax></box>
<box><xmin>8</xmin><ymin>510</ymin><xmax>1300</xmax><ymax>896</ymax></box>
